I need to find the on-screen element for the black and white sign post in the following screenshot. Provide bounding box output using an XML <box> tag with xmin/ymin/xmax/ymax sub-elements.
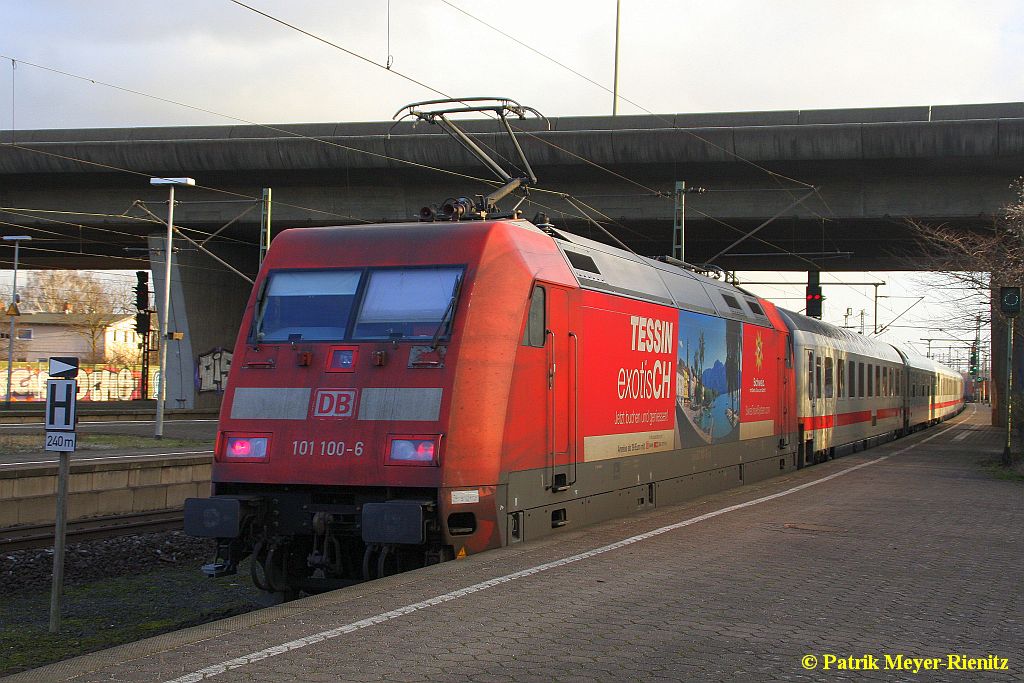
<box><xmin>45</xmin><ymin>357</ymin><xmax>78</xmax><ymax>633</ymax></box>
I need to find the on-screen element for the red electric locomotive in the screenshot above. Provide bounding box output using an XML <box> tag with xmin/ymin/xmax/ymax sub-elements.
<box><xmin>185</xmin><ymin>216</ymin><xmax>801</xmax><ymax>594</ymax></box>
<box><xmin>184</xmin><ymin>99</ymin><xmax>962</xmax><ymax>596</ymax></box>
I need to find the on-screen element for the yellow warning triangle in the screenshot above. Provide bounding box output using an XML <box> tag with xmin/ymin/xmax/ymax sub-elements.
<box><xmin>456</xmin><ymin>546</ymin><xmax>467</xmax><ymax>559</ymax></box>
<box><xmin>5</xmin><ymin>303</ymin><xmax>19</xmax><ymax>316</ymax></box>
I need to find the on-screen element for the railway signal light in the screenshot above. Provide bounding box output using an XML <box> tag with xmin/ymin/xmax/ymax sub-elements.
<box><xmin>999</xmin><ymin>286</ymin><xmax>1020</xmax><ymax>316</ymax></box>
<box><xmin>805</xmin><ymin>285</ymin><xmax>824</xmax><ymax>319</ymax></box>
<box><xmin>969</xmin><ymin>348</ymin><xmax>979</xmax><ymax>376</ymax></box>
<box><xmin>135</xmin><ymin>311</ymin><xmax>151</xmax><ymax>336</ymax></box>
<box><xmin>134</xmin><ymin>271</ymin><xmax>150</xmax><ymax>312</ymax></box>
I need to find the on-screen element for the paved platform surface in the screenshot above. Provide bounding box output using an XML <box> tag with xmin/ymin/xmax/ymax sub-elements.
<box><xmin>9</xmin><ymin>404</ymin><xmax>1022</xmax><ymax>682</ymax></box>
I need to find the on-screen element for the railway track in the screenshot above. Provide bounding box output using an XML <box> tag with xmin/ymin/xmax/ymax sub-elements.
<box><xmin>0</xmin><ymin>509</ymin><xmax>184</xmax><ymax>552</ymax></box>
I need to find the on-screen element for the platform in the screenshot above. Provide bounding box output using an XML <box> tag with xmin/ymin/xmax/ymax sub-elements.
<box><xmin>10</xmin><ymin>404</ymin><xmax>1021</xmax><ymax>682</ymax></box>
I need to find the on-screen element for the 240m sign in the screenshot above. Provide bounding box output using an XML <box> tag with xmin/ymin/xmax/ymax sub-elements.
<box><xmin>45</xmin><ymin>432</ymin><xmax>77</xmax><ymax>452</ymax></box>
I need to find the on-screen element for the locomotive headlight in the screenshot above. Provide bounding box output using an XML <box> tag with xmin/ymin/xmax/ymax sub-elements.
<box><xmin>225</xmin><ymin>436</ymin><xmax>269</xmax><ymax>459</ymax></box>
<box><xmin>387</xmin><ymin>436</ymin><xmax>439</xmax><ymax>466</ymax></box>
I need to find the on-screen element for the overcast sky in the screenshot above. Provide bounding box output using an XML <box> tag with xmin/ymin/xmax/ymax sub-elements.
<box><xmin>2</xmin><ymin>0</ymin><xmax>1022</xmax><ymax>127</ymax></box>
<box><xmin>1</xmin><ymin>0</ymin><xmax>1018</xmax><ymax>360</ymax></box>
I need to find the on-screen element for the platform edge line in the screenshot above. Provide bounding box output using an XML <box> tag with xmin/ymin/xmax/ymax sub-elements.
<box><xmin>163</xmin><ymin>451</ymin><xmax>901</xmax><ymax>683</ymax></box>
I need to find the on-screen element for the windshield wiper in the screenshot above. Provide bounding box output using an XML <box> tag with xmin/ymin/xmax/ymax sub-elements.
<box><xmin>250</xmin><ymin>280</ymin><xmax>269</xmax><ymax>348</ymax></box>
<box><xmin>430</xmin><ymin>275</ymin><xmax>463</xmax><ymax>350</ymax></box>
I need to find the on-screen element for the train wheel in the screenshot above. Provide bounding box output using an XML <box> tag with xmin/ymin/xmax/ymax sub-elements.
<box><xmin>377</xmin><ymin>545</ymin><xmax>399</xmax><ymax>578</ymax></box>
<box><xmin>264</xmin><ymin>543</ymin><xmax>297</xmax><ymax>596</ymax></box>
<box><xmin>250</xmin><ymin>541</ymin><xmax>271</xmax><ymax>592</ymax></box>
<box><xmin>362</xmin><ymin>544</ymin><xmax>378</xmax><ymax>581</ymax></box>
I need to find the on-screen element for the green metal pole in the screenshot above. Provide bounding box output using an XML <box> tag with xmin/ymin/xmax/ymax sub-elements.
<box><xmin>672</xmin><ymin>181</ymin><xmax>685</xmax><ymax>261</ymax></box>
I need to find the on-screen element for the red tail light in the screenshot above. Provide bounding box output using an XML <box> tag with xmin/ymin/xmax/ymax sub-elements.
<box><xmin>223</xmin><ymin>436</ymin><xmax>269</xmax><ymax>460</ymax></box>
<box><xmin>387</xmin><ymin>436</ymin><xmax>440</xmax><ymax>466</ymax></box>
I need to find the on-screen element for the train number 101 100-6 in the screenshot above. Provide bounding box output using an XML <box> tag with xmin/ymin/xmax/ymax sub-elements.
<box><xmin>292</xmin><ymin>439</ymin><xmax>364</xmax><ymax>457</ymax></box>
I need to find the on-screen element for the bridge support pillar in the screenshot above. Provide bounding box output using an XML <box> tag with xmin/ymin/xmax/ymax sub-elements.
<box><xmin>148</xmin><ymin>234</ymin><xmax>257</xmax><ymax>411</ymax></box>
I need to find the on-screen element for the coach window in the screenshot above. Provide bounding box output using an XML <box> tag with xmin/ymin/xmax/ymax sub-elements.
<box><xmin>881</xmin><ymin>366</ymin><xmax>887</xmax><ymax>396</ymax></box>
<box><xmin>522</xmin><ymin>285</ymin><xmax>546</xmax><ymax>348</ymax></box>
<box><xmin>807</xmin><ymin>351</ymin><xmax>815</xmax><ymax>400</ymax></box>
<box><xmin>890</xmin><ymin>368</ymin><xmax>895</xmax><ymax>396</ymax></box>
<box><xmin>824</xmin><ymin>357</ymin><xmax>834</xmax><ymax>399</ymax></box>
<box><xmin>875</xmin><ymin>366</ymin><xmax>881</xmax><ymax>397</ymax></box>
<box><xmin>867</xmin><ymin>363</ymin><xmax>873</xmax><ymax>397</ymax></box>
<box><xmin>837</xmin><ymin>359</ymin><xmax>845</xmax><ymax>399</ymax></box>
<box><xmin>849</xmin><ymin>361</ymin><xmax>856</xmax><ymax>398</ymax></box>
<box><xmin>815</xmin><ymin>356</ymin><xmax>822</xmax><ymax>400</ymax></box>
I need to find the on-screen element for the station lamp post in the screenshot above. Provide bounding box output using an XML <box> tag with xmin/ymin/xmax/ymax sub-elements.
<box><xmin>4</xmin><ymin>235</ymin><xmax>31</xmax><ymax>407</ymax></box>
<box><xmin>150</xmin><ymin>177</ymin><xmax>195</xmax><ymax>437</ymax></box>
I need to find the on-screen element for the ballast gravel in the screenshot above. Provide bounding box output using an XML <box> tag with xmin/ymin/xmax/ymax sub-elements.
<box><xmin>1</xmin><ymin>531</ymin><xmax>216</xmax><ymax>597</ymax></box>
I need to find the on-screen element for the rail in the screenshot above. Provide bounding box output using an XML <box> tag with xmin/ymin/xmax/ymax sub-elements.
<box><xmin>0</xmin><ymin>509</ymin><xmax>184</xmax><ymax>552</ymax></box>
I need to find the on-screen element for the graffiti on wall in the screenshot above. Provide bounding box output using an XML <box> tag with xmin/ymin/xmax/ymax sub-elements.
<box><xmin>196</xmin><ymin>348</ymin><xmax>232</xmax><ymax>393</ymax></box>
<box><xmin>0</xmin><ymin>363</ymin><xmax>159</xmax><ymax>401</ymax></box>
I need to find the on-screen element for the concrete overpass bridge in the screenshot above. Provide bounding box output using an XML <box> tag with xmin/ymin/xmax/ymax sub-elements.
<box><xmin>1</xmin><ymin>101</ymin><xmax>1021</xmax><ymax>409</ymax></box>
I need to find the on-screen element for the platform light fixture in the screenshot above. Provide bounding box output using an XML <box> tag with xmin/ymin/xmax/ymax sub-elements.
<box><xmin>150</xmin><ymin>177</ymin><xmax>195</xmax><ymax>438</ymax></box>
<box><xmin>4</xmin><ymin>235</ymin><xmax>31</xmax><ymax>407</ymax></box>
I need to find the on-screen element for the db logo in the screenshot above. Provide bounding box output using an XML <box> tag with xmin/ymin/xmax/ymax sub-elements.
<box><xmin>312</xmin><ymin>389</ymin><xmax>357</xmax><ymax>417</ymax></box>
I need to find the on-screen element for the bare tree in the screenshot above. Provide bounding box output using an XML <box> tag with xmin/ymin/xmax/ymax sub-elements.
<box><xmin>24</xmin><ymin>271</ymin><xmax>137</xmax><ymax>364</ymax></box>
<box><xmin>908</xmin><ymin>178</ymin><xmax>1024</xmax><ymax>324</ymax></box>
<box><xmin>910</xmin><ymin>179</ymin><xmax>1024</xmax><ymax>451</ymax></box>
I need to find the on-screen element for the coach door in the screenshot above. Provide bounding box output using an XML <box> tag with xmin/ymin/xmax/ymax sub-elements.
<box><xmin>802</xmin><ymin>349</ymin><xmax>817</xmax><ymax>467</ymax></box>
<box><xmin>545</xmin><ymin>284</ymin><xmax>575</xmax><ymax>492</ymax></box>
<box><xmin>899</xmin><ymin>368</ymin><xmax>910</xmax><ymax>434</ymax></box>
<box><xmin>781</xmin><ymin>334</ymin><xmax>796</xmax><ymax>456</ymax></box>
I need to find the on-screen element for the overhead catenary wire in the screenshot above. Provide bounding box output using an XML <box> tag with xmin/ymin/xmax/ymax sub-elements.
<box><xmin>432</xmin><ymin>1</ymin><xmax>841</xmax><ymax>236</ymax></box>
<box><xmin>11</xmin><ymin>8</ymin><xmax>816</xmax><ymax>268</ymax></box>
<box><xmin>1</xmin><ymin>208</ymin><xmax>153</xmax><ymax>244</ymax></box>
<box><xmin>0</xmin><ymin>232</ymin><xmax>250</xmax><ymax>276</ymax></box>
<box><xmin>3</xmin><ymin>139</ymin><xmax>376</xmax><ymax>231</ymax></box>
<box><xmin>435</xmin><ymin>0</ymin><xmax>818</xmax><ymax>193</ymax></box>
<box><xmin>0</xmin><ymin>56</ymin><xmax>499</xmax><ymax>219</ymax></box>
<box><xmin>221</xmin><ymin>2</ymin><xmax>763</xmax><ymax>199</ymax></box>
<box><xmin>221</xmin><ymin>3</ymin><xmax>829</xmax><ymax>264</ymax></box>
<box><xmin>1</xmin><ymin>205</ymin><xmax>260</xmax><ymax>252</ymax></box>
<box><xmin>5</xmin><ymin>50</ymin><xmax>795</xmax><ymax>270</ymax></box>
<box><xmin>3</xmin><ymin>53</ymin><xmax>669</xmax><ymax>257</ymax></box>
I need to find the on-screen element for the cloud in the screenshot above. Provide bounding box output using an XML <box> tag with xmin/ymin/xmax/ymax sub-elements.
<box><xmin>1</xmin><ymin>0</ymin><xmax>1020</xmax><ymax>130</ymax></box>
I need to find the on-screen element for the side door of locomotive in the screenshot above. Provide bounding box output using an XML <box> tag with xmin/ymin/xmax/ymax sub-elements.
<box><xmin>544</xmin><ymin>283</ymin><xmax>576</xmax><ymax>491</ymax></box>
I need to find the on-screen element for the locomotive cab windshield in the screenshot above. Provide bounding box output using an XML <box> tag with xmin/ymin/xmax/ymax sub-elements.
<box><xmin>253</xmin><ymin>266</ymin><xmax>463</xmax><ymax>343</ymax></box>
